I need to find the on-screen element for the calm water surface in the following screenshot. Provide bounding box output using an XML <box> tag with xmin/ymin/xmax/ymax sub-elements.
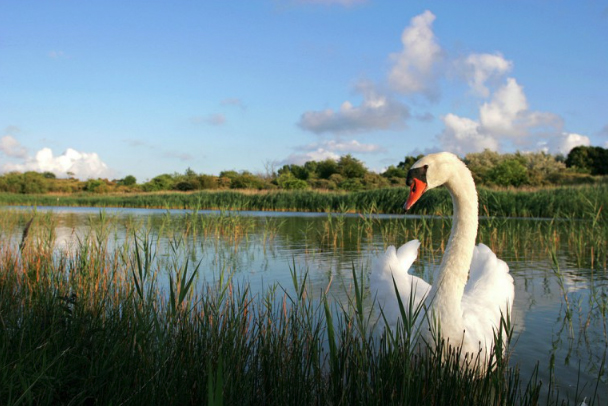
<box><xmin>5</xmin><ymin>206</ymin><xmax>607</xmax><ymax>403</ymax></box>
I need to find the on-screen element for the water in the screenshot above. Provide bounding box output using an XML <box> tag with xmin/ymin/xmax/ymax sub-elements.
<box><xmin>3</xmin><ymin>205</ymin><xmax>607</xmax><ymax>403</ymax></box>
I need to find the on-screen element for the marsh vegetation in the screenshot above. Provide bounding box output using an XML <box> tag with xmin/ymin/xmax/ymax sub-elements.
<box><xmin>0</xmin><ymin>207</ymin><xmax>606</xmax><ymax>405</ymax></box>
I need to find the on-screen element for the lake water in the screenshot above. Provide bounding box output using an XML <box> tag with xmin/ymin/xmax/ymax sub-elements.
<box><xmin>3</xmin><ymin>205</ymin><xmax>607</xmax><ymax>403</ymax></box>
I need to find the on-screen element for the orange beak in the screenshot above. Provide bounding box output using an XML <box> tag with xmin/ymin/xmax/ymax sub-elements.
<box><xmin>404</xmin><ymin>178</ymin><xmax>427</xmax><ymax>211</ymax></box>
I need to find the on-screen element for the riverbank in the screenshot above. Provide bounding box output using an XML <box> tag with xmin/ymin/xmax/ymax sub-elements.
<box><xmin>1</xmin><ymin>184</ymin><xmax>607</xmax><ymax>219</ymax></box>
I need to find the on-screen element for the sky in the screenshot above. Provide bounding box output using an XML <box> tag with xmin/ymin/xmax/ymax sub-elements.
<box><xmin>1</xmin><ymin>0</ymin><xmax>607</xmax><ymax>181</ymax></box>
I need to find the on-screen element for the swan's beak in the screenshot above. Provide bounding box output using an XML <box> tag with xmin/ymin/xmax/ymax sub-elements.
<box><xmin>404</xmin><ymin>178</ymin><xmax>427</xmax><ymax>211</ymax></box>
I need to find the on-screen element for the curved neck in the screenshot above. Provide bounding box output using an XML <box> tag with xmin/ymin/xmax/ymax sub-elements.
<box><xmin>427</xmin><ymin>163</ymin><xmax>478</xmax><ymax>325</ymax></box>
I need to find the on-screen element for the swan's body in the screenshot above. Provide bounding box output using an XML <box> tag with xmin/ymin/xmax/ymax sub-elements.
<box><xmin>370</xmin><ymin>152</ymin><xmax>514</xmax><ymax>362</ymax></box>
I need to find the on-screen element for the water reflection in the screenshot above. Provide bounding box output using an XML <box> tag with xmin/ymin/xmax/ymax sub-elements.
<box><xmin>2</xmin><ymin>205</ymin><xmax>607</xmax><ymax>402</ymax></box>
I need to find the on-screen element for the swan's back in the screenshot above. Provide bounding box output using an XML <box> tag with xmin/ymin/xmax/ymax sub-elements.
<box><xmin>461</xmin><ymin>243</ymin><xmax>514</xmax><ymax>354</ymax></box>
<box><xmin>370</xmin><ymin>240</ymin><xmax>430</xmax><ymax>329</ymax></box>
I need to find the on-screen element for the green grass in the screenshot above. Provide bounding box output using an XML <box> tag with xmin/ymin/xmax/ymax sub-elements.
<box><xmin>1</xmin><ymin>184</ymin><xmax>608</xmax><ymax>219</ymax></box>
<box><xmin>1</xmin><ymin>211</ymin><xmax>595</xmax><ymax>405</ymax></box>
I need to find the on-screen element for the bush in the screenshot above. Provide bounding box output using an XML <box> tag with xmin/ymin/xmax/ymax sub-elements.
<box><xmin>487</xmin><ymin>159</ymin><xmax>529</xmax><ymax>187</ymax></box>
<box><xmin>277</xmin><ymin>174</ymin><xmax>309</xmax><ymax>190</ymax></box>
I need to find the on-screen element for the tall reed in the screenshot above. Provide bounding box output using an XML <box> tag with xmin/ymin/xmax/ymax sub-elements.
<box><xmin>2</xmin><ymin>184</ymin><xmax>607</xmax><ymax>219</ymax></box>
<box><xmin>0</xmin><ymin>211</ymin><xmax>584</xmax><ymax>405</ymax></box>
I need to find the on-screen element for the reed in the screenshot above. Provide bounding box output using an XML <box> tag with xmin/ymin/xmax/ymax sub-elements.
<box><xmin>2</xmin><ymin>184</ymin><xmax>608</xmax><ymax>219</ymax></box>
<box><xmin>1</xmin><ymin>211</ymin><xmax>582</xmax><ymax>406</ymax></box>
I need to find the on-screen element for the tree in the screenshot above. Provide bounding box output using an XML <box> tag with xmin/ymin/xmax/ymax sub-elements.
<box><xmin>230</xmin><ymin>172</ymin><xmax>265</xmax><ymax>189</ymax></box>
<box><xmin>143</xmin><ymin>174</ymin><xmax>175</xmax><ymax>191</ymax></box>
<box><xmin>397</xmin><ymin>154</ymin><xmax>424</xmax><ymax>172</ymax></box>
<box><xmin>219</xmin><ymin>170</ymin><xmax>239</xmax><ymax>180</ymax></box>
<box><xmin>119</xmin><ymin>175</ymin><xmax>137</xmax><ymax>186</ymax></box>
<box><xmin>487</xmin><ymin>159</ymin><xmax>528</xmax><ymax>187</ymax></box>
<box><xmin>566</xmin><ymin>146</ymin><xmax>608</xmax><ymax>175</ymax></box>
<box><xmin>515</xmin><ymin>151</ymin><xmax>565</xmax><ymax>185</ymax></box>
<box><xmin>316</xmin><ymin>159</ymin><xmax>338</xmax><ymax>179</ymax></box>
<box><xmin>278</xmin><ymin>164</ymin><xmax>309</xmax><ymax>180</ymax></box>
<box><xmin>22</xmin><ymin>172</ymin><xmax>49</xmax><ymax>194</ymax></box>
<box><xmin>337</xmin><ymin>155</ymin><xmax>366</xmax><ymax>179</ymax></box>
<box><xmin>464</xmin><ymin>150</ymin><xmax>503</xmax><ymax>184</ymax></box>
<box><xmin>382</xmin><ymin>165</ymin><xmax>406</xmax><ymax>179</ymax></box>
<box><xmin>277</xmin><ymin>173</ymin><xmax>309</xmax><ymax>190</ymax></box>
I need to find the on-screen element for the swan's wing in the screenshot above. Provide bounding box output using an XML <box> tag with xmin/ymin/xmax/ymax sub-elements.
<box><xmin>462</xmin><ymin>243</ymin><xmax>514</xmax><ymax>348</ymax></box>
<box><xmin>370</xmin><ymin>240</ymin><xmax>430</xmax><ymax>328</ymax></box>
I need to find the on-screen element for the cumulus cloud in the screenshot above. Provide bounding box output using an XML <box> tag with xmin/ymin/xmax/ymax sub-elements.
<box><xmin>298</xmin><ymin>83</ymin><xmax>410</xmax><ymax>134</ymax></box>
<box><xmin>438</xmin><ymin>113</ymin><xmax>498</xmax><ymax>155</ymax></box>
<box><xmin>479</xmin><ymin>78</ymin><xmax>561</xmax><ymax>139</ymax></box>
<box><xmin>459</xmin><ymin>53</ymin><xmax>513</xmax><ymax>97</ymax></box>
<box><xmin>438</xmin><ymin>78</ymin><xmax>564</xmax><ymax>154</ymax></box>
<box><xmin>283</xmin><ymin>139</ymin><xmax>383</xmax><ymax>165</ymax></box>
<box><xmin>540</xmin><ymin>132</ymin><xmax>591</xmax><ymax>155</ymax></box>
<box><xmin>388</xmin><ymin>10</ymin><xmax>442</xmax><ymax>98</ymax></box>
<box><xmin>0</xmin><ymin>135</ymin><xmax>28</xmax><ymax>158</ymax></box>
<box><xmin>3</xmin><ymin>147</ymin><xmax>113</xmax><ymax>180</ymax></box>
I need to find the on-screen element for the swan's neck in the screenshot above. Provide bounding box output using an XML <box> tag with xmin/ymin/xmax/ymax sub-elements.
<box><xmin>426</xmin><ymin>164</ymin><xmax>478</xmax><ymax>334</ymax></box>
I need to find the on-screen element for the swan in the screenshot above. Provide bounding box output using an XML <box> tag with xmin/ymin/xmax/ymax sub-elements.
<box><xmin>370</xmin><ymin>152</ymin><xmax>514</xmax><ymax>363</ymax></box>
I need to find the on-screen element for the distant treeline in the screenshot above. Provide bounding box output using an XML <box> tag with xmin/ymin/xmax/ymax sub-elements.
<box><xmin>0</xmin><ymin>146</ymin><xmax>606</xmax><ymax>195</ymax></box>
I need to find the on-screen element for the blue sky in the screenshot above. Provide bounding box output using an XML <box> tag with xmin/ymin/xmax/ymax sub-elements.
<box><xmin>1</xmin><ymin>0</ymin><xmax>607</xmax><ymax>181</ymax></box>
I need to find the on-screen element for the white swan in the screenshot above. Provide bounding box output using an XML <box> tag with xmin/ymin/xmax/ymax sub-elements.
<box><xmin>370</xmin><ymin>152</ymin><xmax>514</xmax><ymax>363</ymax></box>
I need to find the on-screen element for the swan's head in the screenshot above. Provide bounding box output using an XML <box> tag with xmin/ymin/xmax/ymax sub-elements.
<box><xmin>404</xmin><ymin>152</ymin><xmax>463</xmax><ymax>210</ymax></box>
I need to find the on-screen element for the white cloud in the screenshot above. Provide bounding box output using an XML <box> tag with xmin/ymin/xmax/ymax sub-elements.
<box><xmin>479</xmin><ymin>78</ymin><xmax>562</xmax><ymax>140</ymax></box>
<box><xmin>283</xmin><ymin>149</ymin><xmax>340</xmax><ymax>165</ymax></box>
<box><xmin>460</xmin><ymin>53</ymin><xmax>513</xmax><ymax>97</ymax></box>
<box><xmin>283</xmin><ymin>139</ymin><xmax>383</xmax><ymax>165</ymax></box>
<box><xmin>0</xmin><ymin>135</ymin><xmax>27</xmax><ymax>158</ymax></box>
<box><xmin>438</xmin><ymin>113</ymin><xmax>498</xmax><ymax>155</ymax></box>
<box><xmin>478</xmin><ymin>78</ymin><xmax>529</xmax><ymax>137</ymax></box>
<box><xmin>388</xmin><ymin>10</ymin><xmax>442</xmax><ymax>98</ymax></box>
<box><xmin>543</xmin><ymin>132</ymin><xmax>591</xmax><ymax>155</ymax></box>
<box><xmin>3</xmin><ymin>147</ymin><xmax>113</xmax><ymax>180</ymax></box>
<box><xmin>438</xmin><ymin>78</ymin><xmax>564</xmax><ymax>154</ymax></box>
<box><xmin>298</xmin><ymin>82</ymin><xmax>410</xmax><ymax>134</ymax></box>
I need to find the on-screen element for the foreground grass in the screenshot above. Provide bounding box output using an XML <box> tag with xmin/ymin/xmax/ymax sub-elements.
<box><xmin>1</xmin><ymin>216</ymin><xmax>588</xmax><ymax>405</ymax></box>
<box><xmin>1</xmin><ymin>184</ymin><xmax>607</xmax><ymax>219</ymax></box>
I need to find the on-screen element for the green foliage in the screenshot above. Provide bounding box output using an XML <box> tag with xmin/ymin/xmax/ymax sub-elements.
<box><xmin>278</xmin><ymin>164</ymin><xmax>310</xmax><ymax>181</ymax></box>
<box><xmin>337</xmin><ymin>154</ymin><xmax>367</xmax><ymax>178</ymax></box>
<box><xmin>466</xmin><ymin>149</ymin><xmax>570</xmax><ymax>187</ymax></box>
<box><xmin>277</xmin><ymin>173</ymin><xmax>309</xmax><ymax>190</ymax></box>
<box><xmin>219</xmin><ymin>170</ymin><xmax>239</xmax><ymax>179</ymax></box>
<box><xmin>397</xmin><ymin>154</ymin><xmax>424</xmax><ymax>172</ymax></box>
<box><xmin>381</xmin><ymin>165</ymin><xmax>406</xmax><ymax>178</ymax></box>
<box><xmin>143</xmin><ymin>174</ymin><xmax>175</xmax><ymax>192</ymax></box>
<box><xmin>339</xmin><ymin>178</ymin><xmax>364</xmax><ymax>191</ymax></box>
<box><xmin>0</xmin><ymin>211</ymin><xmax>585</xmax><ymax>405</ymax></box>
<box><xmin>0</xmin><ymin>148</ymin><xmax>606</xmax><ymax>196</ymax></box>
<box><xmin>230</xmin><ymin>172</ymin><xmax>265</xmax><ymax>189</ymax></box>
<box><xmin>487</xmin><ymin>159</ymin><xmax>529</xmax><ymax>187</ymax></box>
<box><xmin>566</xmin><ymin>145</ymin><xmax>608</xmax><ymax>175</ymax></box>
<box><xmin>316</xmin><ymin>158</ymin><xmax>339</xmax><ymax>179</ymax></box>
<box><xmin>84</xmin><ymin>179</ymin><xmax>109</xmax><ymax>193</ymax></box>
<box><xmin>118</xmin><ymin>174</ymin><xmax>137</xmax><ymax>186</ymax></box>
